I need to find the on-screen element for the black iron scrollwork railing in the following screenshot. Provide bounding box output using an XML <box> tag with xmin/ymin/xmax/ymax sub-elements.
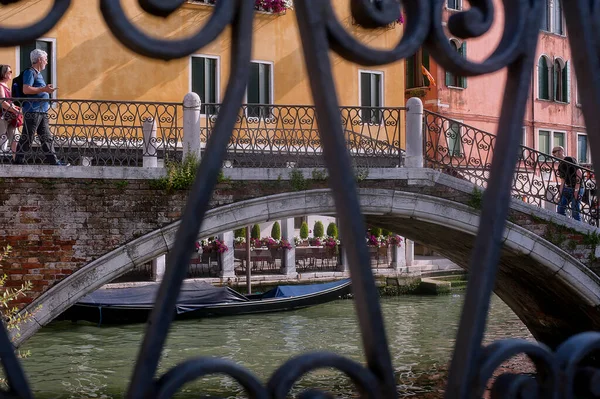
<box><xmin>201</xmin><ymin>103</ymin><xmax>404</xmax><ymax>168</ymax></box>
<box><xmin>423</xmin><ymin>110</ymin><xmax>599</xmax><ymax>225</ymax></box>
<box><xmin>0</xmin><ymin>100</ymin><xmax>403</xmax><ymax>167</ymax></box>
<box><xmin>0</xmin><ymin>98</ymin><xmax>182</xmax><ymax>166</ymax></box>
<box><xmin>1</xmin><ymin>0</ymin><xmax>600</xmax><ymax>398</ymax></box>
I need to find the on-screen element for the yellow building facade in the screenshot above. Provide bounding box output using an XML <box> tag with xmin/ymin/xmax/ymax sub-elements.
<box><xmin>0</xmin><ymin>1</ymin><xmax>405</xmax><ymax>106</ymax></box>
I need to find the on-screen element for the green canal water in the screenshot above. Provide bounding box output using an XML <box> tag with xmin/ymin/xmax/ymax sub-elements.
<box><xmin>20</xmin><ymin>294</ymin><xmax>531</xmax><ymax>398</ymax></box>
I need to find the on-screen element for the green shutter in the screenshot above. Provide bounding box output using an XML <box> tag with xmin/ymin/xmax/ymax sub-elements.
<box><xmin>564</xmin><ymin>61</ymin><xmax>570</xmax><ymax>103</ymax></box>
<box><xmin>422</xmin><ymin>49</ymin><xmax>430</xmax><ymax>87</ymax></box>
<box><xmin>553</xmin><ymin>61</ymin><xmax>558</xmax><ymax>101</ymax></box>
<box><xmin>445</xmin><ymin>70</ymin><xmax>452</xmax><ymax>87</ymax></box>
<box><xmin>19</xmin><ymin>42</ymin><xmax>36</xmax><ymax>74</ymax></box>
<box><xmin>460</xmin><ymin>42</ymin><xmax>467</xmax><ymax>88</ymax></box>
<box><xmin>406</xmin><ymin>55</ymin><xmax>415</xmax><ymax>89</ymax></box>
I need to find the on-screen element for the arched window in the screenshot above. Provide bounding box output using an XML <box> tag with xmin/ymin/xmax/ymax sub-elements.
<box><xmin>553</xmin><ymin>58</ymin><xmax>570</xmax><ymax>103</ymax></box>
<box><xmin>538</xmin><ymin>56</ymin><xmax>551</xmax><ymax>100</ymax></box>
<box><xmin>445</xmin><ymin>40</ymin><xmax>467</xmax><ymax>89</ymax></box>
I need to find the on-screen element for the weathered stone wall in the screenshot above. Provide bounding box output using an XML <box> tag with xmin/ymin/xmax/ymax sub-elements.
<box><xmin>1</xmin><ymin>168</ymin><xmax>599</xmax><ymax>307</ymax></box>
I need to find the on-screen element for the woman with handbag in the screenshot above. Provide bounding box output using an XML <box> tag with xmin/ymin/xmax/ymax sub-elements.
<box><xmin>0</xmin><ymin>64</ymin><xmax>21</xmax><ymax>161</ymax></box>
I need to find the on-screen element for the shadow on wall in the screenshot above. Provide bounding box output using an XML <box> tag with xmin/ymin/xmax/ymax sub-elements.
<box><xmin>57</xmin><ymin>7</ymin><xmax>220</xmax><ymax>101</ymax></box>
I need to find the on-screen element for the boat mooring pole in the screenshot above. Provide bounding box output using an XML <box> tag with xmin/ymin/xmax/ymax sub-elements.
<box><xmin>245</xmin><ymin>225</ymin><xmax>251</xmax><ymax>294</ymax></box>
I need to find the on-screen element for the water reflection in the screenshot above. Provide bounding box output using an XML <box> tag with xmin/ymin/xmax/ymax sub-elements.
<box><xmin>21</xmin><ymin>294</ymin><xmax>531</xmax><ymax>398</ymax></box>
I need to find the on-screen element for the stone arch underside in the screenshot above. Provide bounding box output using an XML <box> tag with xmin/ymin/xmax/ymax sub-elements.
<box><xmin>15</xmin><ymin>189</ymin><xmax>600</xmax><ymax>348</ymax></box>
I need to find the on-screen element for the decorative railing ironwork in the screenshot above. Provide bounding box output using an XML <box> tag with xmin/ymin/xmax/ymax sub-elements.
<box><xmin>2</xmin><ymin>1</ymin><xmax>600</xmax><ymax>398</ymax></box>
<box><xmin>0</xmin><ymin>100</ymin><xmax>402</xmax><ymax>167</ymax></box>
<box><xmin>423</xmin><ymin>110</ymin><xmax>599</xmax><ymax>225</ymax></box>
<box><xmin>201</xmin><ymin>103</ymin><xmax>404</xmax><ymax>168</ymax></box>
<box><xmin>0</xmin><ymin>98</ymin><xmax>182</xmax><ymax>166</ymax></box>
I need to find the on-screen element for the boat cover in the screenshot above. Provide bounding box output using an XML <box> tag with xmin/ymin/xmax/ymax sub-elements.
<box><xmin>260</xmin><ymin>279</ymin><xmax>351</xmax><ymax>299</ymax></box>
<box><xmin>78</xmin><ymin>280</ymin><xmax>249</xmax><ymax>313</ymax></box>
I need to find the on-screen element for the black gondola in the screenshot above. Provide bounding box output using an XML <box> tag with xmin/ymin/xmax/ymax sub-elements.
<box><xmin>62</xmin><ymin>279</ymin><xmax>352</xmax><ymax>325</ymax></box>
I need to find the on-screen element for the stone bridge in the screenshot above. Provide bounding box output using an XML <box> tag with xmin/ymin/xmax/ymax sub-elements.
<box><xmin>2</xmin><ymin>166</ymin><xmax>600</xmax><ymax>348</ymax></box>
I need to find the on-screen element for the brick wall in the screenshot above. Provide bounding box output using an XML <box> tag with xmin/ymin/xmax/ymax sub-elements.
<box><xmin>1</xmin><ymin>175</ymin><xmax>597</xmax><ymax>306</ymax></box>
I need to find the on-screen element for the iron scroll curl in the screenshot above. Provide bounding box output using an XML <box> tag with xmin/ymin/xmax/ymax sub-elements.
<box><xmin>0</xmin><ymin>0</ymin><xmax>70</xmax><ymax>47</ymax></box>
<box><xmin>0</xmin><ymin>0</ymin><xmax>598</xmax><ymax>398</ymax></box>
<box><xmin>99</xmin><ymin>0</ymin><xmax>237</xmax><ymax>60</ymax></box>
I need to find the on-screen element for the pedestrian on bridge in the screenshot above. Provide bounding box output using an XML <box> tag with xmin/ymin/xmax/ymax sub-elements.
<box><xmin>553</xmin><ymin>146</ymin><xmax>584</xmax><ymax>221</ymax></box>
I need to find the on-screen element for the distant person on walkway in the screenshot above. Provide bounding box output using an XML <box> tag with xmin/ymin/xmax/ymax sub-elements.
<box><xmin>0</xmin><ymin>64</ymin><xmax>20</xmax><ymax>160</ymax></box>
<box><xmin>553</xmin><ymin>146</ymin><xmax>583</xmax><ymax>221</ymax></box>
<box><xmin>14</xmin><ymin>49</ymin><xmax>68</xmax><ymax>166</ymax></box>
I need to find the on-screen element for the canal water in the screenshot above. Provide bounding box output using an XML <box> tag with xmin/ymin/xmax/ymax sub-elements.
<box><xmin>20</xmin><ymin>294</ymin><xmax>531</xmax><ymax>398</ymax></box>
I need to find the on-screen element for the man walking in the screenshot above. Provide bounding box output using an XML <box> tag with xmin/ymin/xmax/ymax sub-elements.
<box><xmin>14</xmin><ymin>49</ymin><xmax>68</xmax><ymax>165</ymax></box>
<box><xmin>553</xmin><ymin>146</ymin><xmax>583</xmax><ymax>221</ymax></box>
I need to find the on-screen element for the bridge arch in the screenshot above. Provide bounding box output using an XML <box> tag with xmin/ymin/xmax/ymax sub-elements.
<box><xmin>15</xmin><ymin>188</ymin><xmax>600</xmax><ymax>348</ymax></box>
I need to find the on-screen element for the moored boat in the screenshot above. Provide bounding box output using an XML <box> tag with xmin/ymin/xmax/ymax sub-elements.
<box><xmin>62</xmin><ymin>279</ymin><xmax>352</xmax><ymax>325</ymax></box>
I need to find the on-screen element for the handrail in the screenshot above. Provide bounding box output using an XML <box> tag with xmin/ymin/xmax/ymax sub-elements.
<box><xmin>423</xmin><ymin>109</ymin><xmax>598</xmax><ymax>224</ymax></box>
<box><xmin>0</xmin><ymin>99</ymin><xmax>404</xmax><ymax>168</ymax></box>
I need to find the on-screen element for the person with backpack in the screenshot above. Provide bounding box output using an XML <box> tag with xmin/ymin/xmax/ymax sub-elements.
<box><xmin>13</xmin><ymin>49</ymin><xmax>68</xmax><ymax>166</ymax></box>
<box><xmin>553</xmin><ymin>146</ymin><xmax>584</xmax><ymax>221</ymax></box>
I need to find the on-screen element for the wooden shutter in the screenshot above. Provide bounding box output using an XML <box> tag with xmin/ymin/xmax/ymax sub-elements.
<box><xmin>553</xmin><ymin>61</ymin><xmax>558</xmax><ymax>101</ymax></box>
<box><xmin>564</xmin><ymin>61</ymin><xmax>570</xmax><ymax>103</ymax></box>
<box><xmin>460</xmin><ymin>42</ymin><xmax>467</xmax><ymax>88</ymax></box>
<box><xmin>422</xmin><ymin>49</ymin><xmax>430</xmax><ymax>86</ymax></box>
<box><xmin>406</xmin><ymin>54</ymin><xmax>415</xmax><ymax>89</ymax></box>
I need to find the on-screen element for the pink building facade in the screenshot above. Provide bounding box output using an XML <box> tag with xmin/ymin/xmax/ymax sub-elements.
<box><xmin>406</xmin><ymin>0</ymin><xmax>588</xmax><ymax>166</ymax></box>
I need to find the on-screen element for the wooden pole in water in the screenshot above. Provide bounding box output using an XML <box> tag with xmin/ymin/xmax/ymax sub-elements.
<box><xmin>245</xmin><ymin>225</ymin><xmax>251</xmax><ymax>294</ymax></box>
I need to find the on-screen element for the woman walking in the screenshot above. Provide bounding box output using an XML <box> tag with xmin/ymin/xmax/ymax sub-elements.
<box><xmin>0</xmin><ymin>64</ymin><xmax>21</xmax><ymax>160</ymax></box>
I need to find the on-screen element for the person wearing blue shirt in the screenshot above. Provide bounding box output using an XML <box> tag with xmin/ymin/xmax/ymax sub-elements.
<box><xmin>14</xmin><ymin>49</ymin><xmax>68</xmax><ymax>166</ymax></box>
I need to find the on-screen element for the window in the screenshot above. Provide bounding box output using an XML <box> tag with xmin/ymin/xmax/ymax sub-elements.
<box><xmin>447</xmin><ymin>0</ymin><xmax>462</xmax><ymax>10</ymax></box>
<box><xmin>541</xmin><ymin>0</ymin><xmax>550</xmax><ymax>31</ymax></box>
<box><xmin>447</xmin><ymin>121</ymin><xmax>462</xmax><ymax>156</ymax></box>
<box><xmin>541</xmin><ymin>0</ymin><xmax>564</xmax><ymax>35</ymax></box>
<box><xmin>19</xmin><ymin>39</ymin><xmax>56</xmax><ymax>96</ymax></box>
<box><xmin>406</xmin><ymin>48</ymin><xmax>431</xmax><ymax>89</ymax></box>
<box><xmin>360</xmin><ymin>70</ymin><xmax>383</xmax><ymax>124</ymax></box>
<box><xmin>294</xmin><ymin>217</ymin><xmax>305</xmax><ymax>230</ymax></box>
<box><xmin>247</xmin><ymin>61</ymin><xmax>273</xmax><ymax>118</ymax></box>
<box><xmin>537</xmin><ymin>56</ymin><xmax>551</xmax><ymax>100</ymax></box>
<box><xmin>553</xmin><ymin>59</ymin><xmax>569</xmax><ymax>103</ymax></box>
<box><xmin>538</xmin><ymin>129</ymin><xmax>565</xmax><ymax>160</ymax></box>
<box><xmin>552</xmin><ymin>0</ymin><xmax>563</xmax><ymax>35</ymax></box>
<box><xmin>191</xmin><ymin>55</ymin><xmax>219</xmax><ymax>115</ymax></box>
<box><xmin>446</xmin><ymin>40</ymin><xmax>467</xmax><ymax>89</ymax></box>
<box><xmin>578</xmin><ymin>133</ymin><xmax>590</xmax><ymax>164</ymax></box>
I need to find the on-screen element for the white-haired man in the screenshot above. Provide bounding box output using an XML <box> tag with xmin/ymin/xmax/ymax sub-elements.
<box><xmin>14</xmin><ymin>48</ymin><xmax>68</xmax><ymax>165</ymax></box>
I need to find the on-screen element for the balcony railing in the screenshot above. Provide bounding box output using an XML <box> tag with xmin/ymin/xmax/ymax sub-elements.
<box><xmin>0</xmin><ymin>99</ymin><xmax>404</xmax><ymax>168</ymax></box>
<box><xmin>423</xmin><ymin>110</ymin><xmax>598</xmax><ymax>225</ymax></box>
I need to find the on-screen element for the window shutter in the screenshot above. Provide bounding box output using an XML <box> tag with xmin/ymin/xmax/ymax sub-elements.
<box><xmin>406</xmin><ymin>55</ymin><xmax>415</xmax><ymax>89</ymax></box>
<box><xmin>553</xmin><ymin>62</ymin><xmax>558</xmax><ymax>101</ymax></box>
<box><xmin>460</xmin><ymin>42</ymin><xmax>467</xmax><ymax>88</ymax></box>
<box><xmin>565</xmin><ymin>61</ymin><xmax>570</xmax><ymax>103</ymax></box>
<box><xmin>446</xmin><ymin>71</ymin><xmax>452</xmax><ymax>87</ymax></box>
<box><xmin>423</xmin><ymin>49</ymin><xmax>430</xmax><ymax>87</ymax></box>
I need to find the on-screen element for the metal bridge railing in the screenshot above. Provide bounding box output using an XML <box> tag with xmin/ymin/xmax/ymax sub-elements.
<box><xmin>0</xmin><ymin>100</ymin><xmax>404</xmax><ymax>168</ymax></box>
<box><xmin>423</xmin><ymin>110</ymin><xmax>598</xmax><ymax>225</ymax></box>
<box><xmin>201</xmin><ymin>103</ymin><xmax>405</xmax><ymax>168</ymax></box>
<box><xmin>0</xmin><ymin>98</ymin><xmax>182</xmax><ymax>166</ymax></box>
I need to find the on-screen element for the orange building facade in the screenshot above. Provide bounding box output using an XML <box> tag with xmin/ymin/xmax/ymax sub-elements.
<box><xmin>406</xmin><ymin>0</ymin><xmax>588</xmax><ymax>166</ymax></box>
